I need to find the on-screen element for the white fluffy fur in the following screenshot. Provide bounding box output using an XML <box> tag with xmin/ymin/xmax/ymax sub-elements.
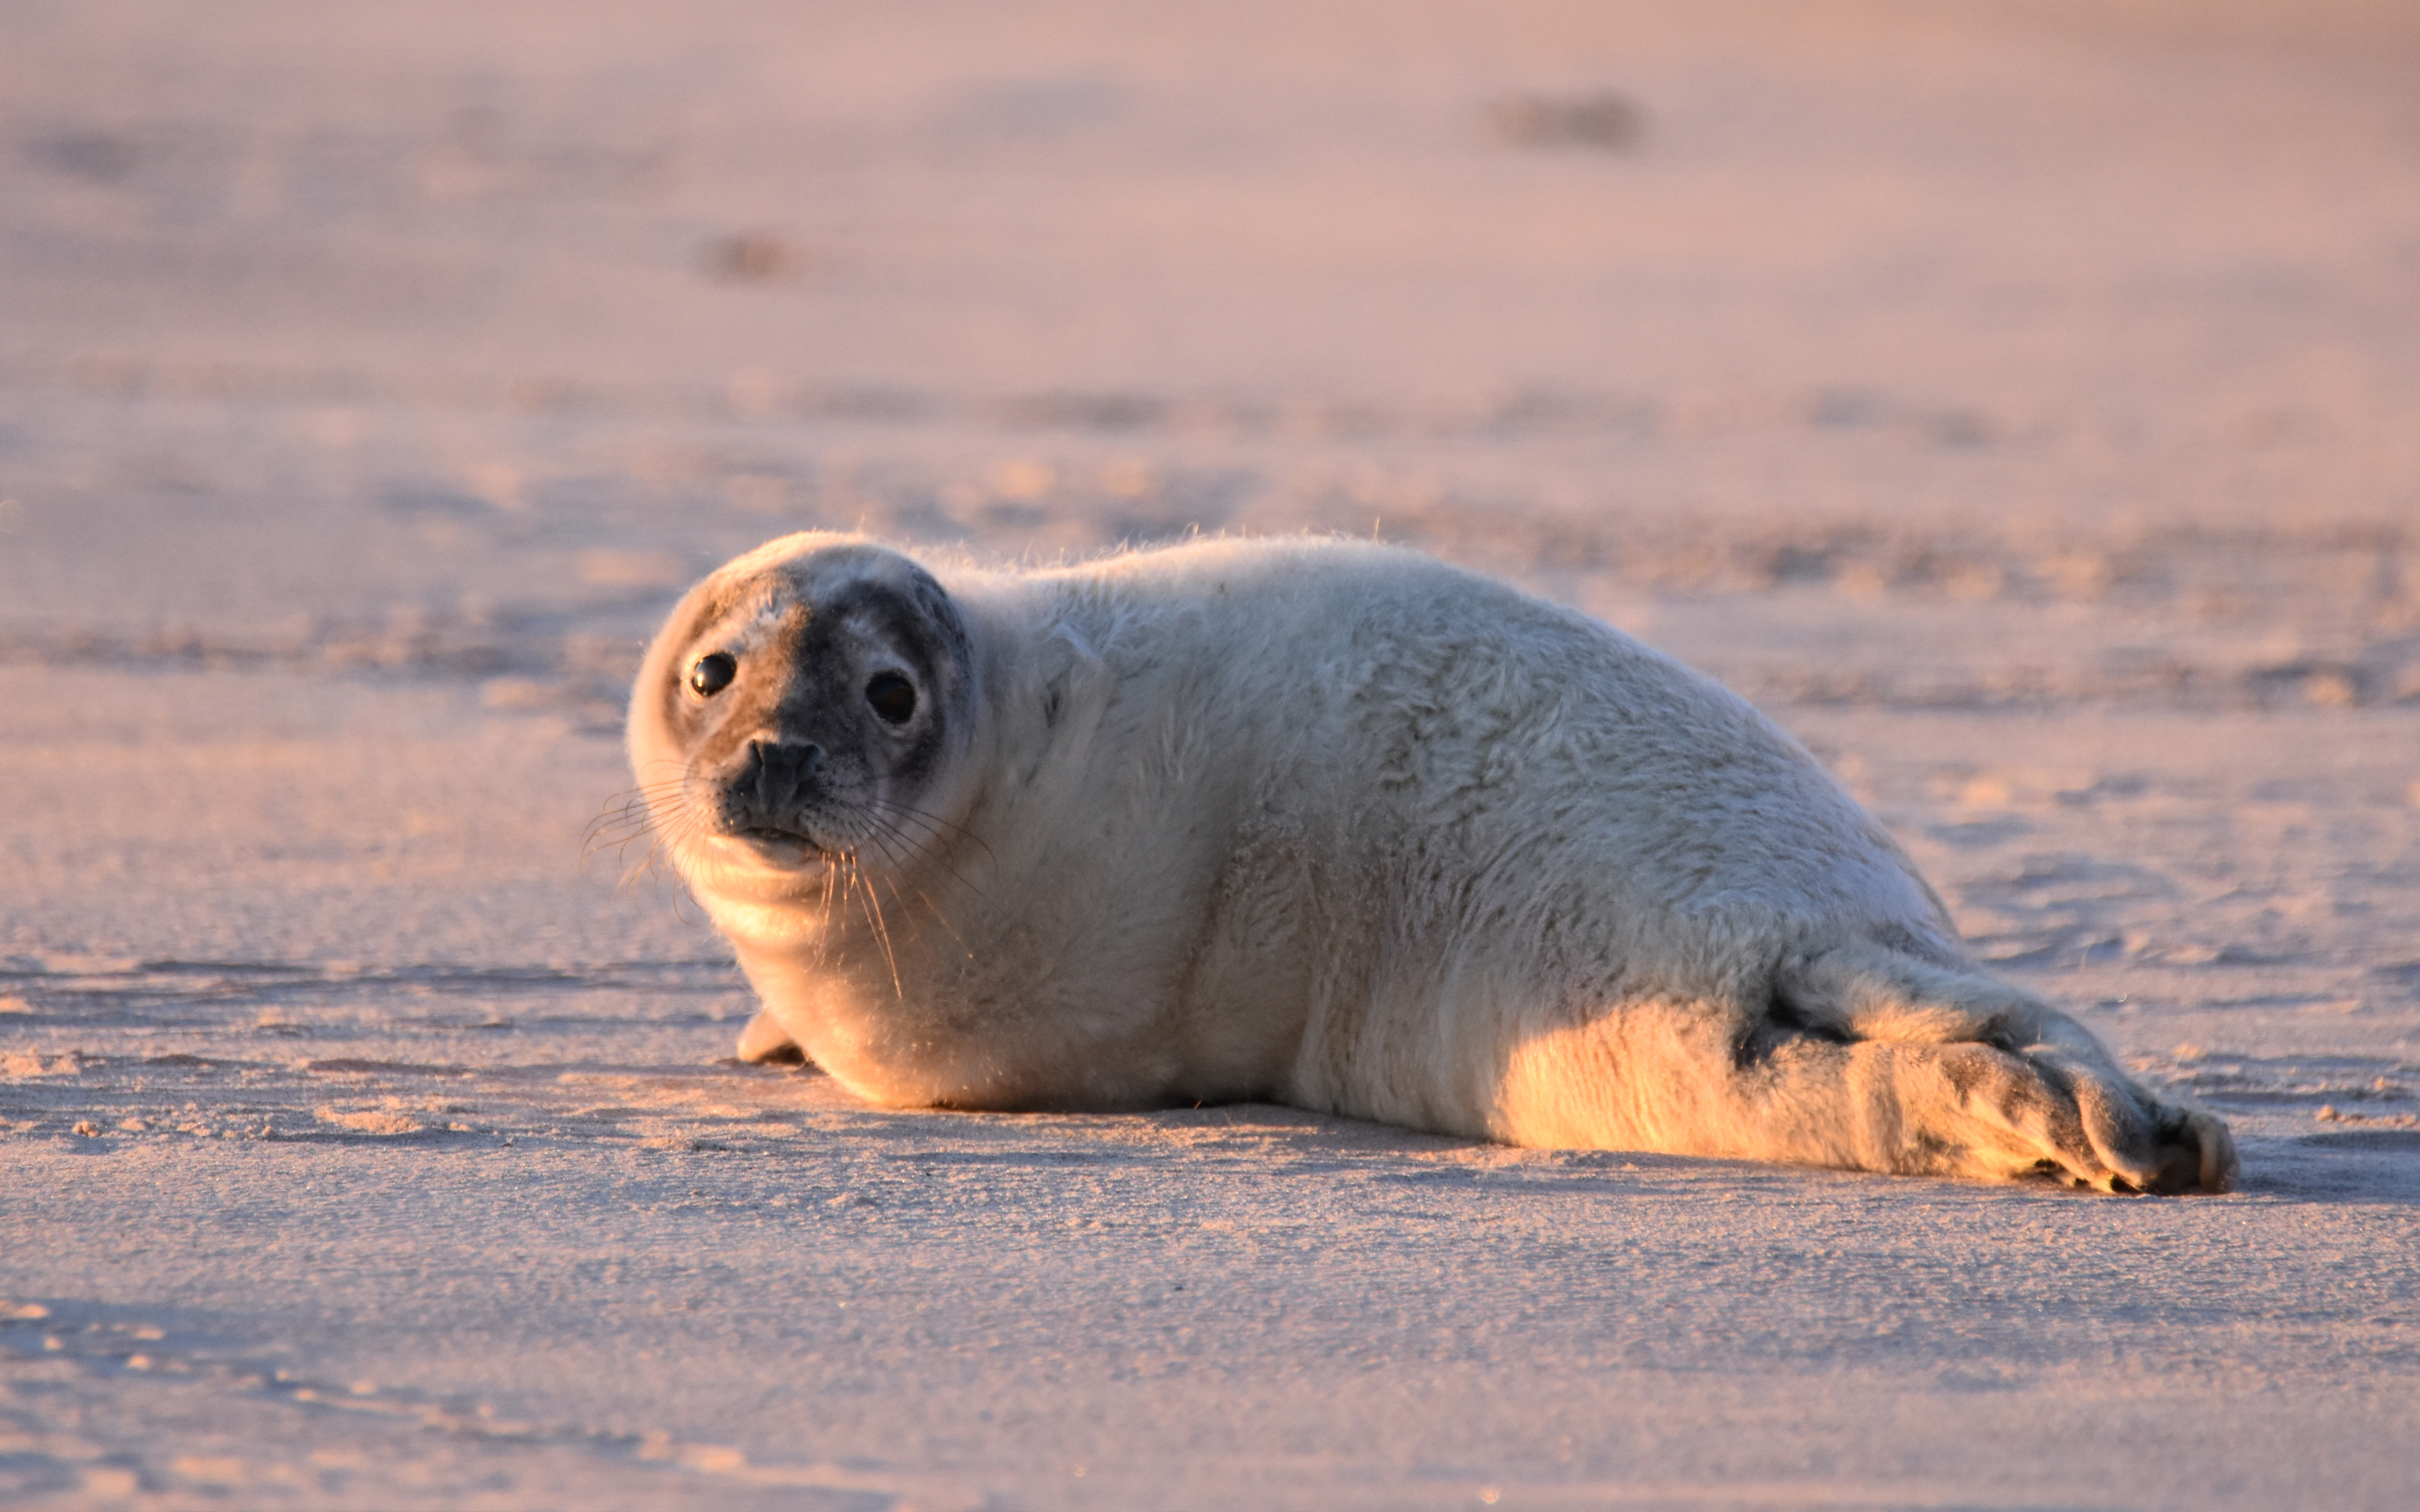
<box><xmin>630</xmin><ymin>534</ymin><xmax>2236</xmax><ymax>1193</ymax></box>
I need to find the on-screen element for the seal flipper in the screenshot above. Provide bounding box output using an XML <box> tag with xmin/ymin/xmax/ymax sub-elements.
<box><xmin>1772</xmin><ymin>944</ymin><xmax>2238</xmax><ymax>1193</ymax></box>
<box><xmin>736</xmin><ymin>1010</ymin><xmax>810</xmax><ymax>1066</ymax></box>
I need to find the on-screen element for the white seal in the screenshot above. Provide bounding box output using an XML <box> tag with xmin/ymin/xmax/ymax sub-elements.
<box><xmin>629</xmin><ymin>533</ymin><xmax>2236</xmax><ymax>1193</ymax></box>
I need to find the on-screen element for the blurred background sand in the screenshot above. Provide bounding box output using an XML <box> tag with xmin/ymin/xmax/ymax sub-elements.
<box><xmin>3</xmin><ymin>2</ymin><xmax>2418</xmax><ymax>1507</ymax></box>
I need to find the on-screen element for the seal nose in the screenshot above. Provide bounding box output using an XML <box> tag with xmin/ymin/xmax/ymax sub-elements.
<box><xmin>747</xmin><ymin>739</ymin><xmax>825</xmax><ymax>808</ymax></box>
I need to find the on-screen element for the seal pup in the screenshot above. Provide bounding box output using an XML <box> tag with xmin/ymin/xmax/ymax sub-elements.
<box><xmin>628</xmin><ymin>533</ymin><xmax>2236</xmax><ymax>1193</ymax></box>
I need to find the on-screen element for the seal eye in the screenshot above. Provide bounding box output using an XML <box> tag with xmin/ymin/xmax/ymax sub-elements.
<box><xmin>865</xmin><ymin>672</ymin><xmax>916</xmax><ymax>726</ymax></box>
<box><xmin>689</xmin><ymin>652</ymin><xmax>737</xmax><ymax>698</ymax></box>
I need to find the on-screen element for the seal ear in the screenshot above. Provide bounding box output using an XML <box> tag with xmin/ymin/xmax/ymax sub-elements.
<box><xmin>1034</xmin><ymin>625</ymin><xmax>1106</xmax><ymax>732</ymax></box>
<box><xmin>1020</xmin><ymin>625</ymin><xmax>1111</xmax><ymax>787</ymax></box>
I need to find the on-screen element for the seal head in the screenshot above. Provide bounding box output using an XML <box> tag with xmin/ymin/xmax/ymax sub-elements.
<box><xmin>629</xmin><ymin>535</ymin><xmax>978</xmax><ymax>892</ymax></box>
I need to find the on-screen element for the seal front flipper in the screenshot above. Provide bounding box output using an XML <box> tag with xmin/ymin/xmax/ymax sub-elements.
<box><xmin>736</xmin><ymin>1010</ymin><xmax>810</xmax><ymax>1066</ymax></box>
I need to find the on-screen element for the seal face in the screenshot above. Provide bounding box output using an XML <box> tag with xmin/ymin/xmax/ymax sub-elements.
<box><xmin>628</xmin><ymin>532</ymin><xmax>2238</xmax><ymax>1193</ymax></box>
<box><xmin>635</xmin><ymin>539</ymin><xmax>975</xmax><ymax>881</ymax></box>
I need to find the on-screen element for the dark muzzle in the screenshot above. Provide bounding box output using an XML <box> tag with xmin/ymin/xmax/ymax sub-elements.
<box><xmin>723</xmin><ymin>738</ymin><xmax>826</xmax><ymax>836</ymax></box>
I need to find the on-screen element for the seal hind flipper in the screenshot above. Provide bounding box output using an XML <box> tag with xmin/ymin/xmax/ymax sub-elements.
<box><xmin>1769</xmin><ymin>944</ymin><xmax>2237</xmax><ymax>1193</ymax></box>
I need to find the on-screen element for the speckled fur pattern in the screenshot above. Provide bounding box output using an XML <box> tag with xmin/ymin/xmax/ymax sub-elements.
<box><xmin>630</xmin><ymin>534</ymin><xmax>2237</xmax><ymax>1193</ymax></box>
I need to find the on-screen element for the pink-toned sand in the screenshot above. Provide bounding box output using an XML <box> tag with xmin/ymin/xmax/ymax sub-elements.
<box><xmin>4</xmin><ymin>2</ymin><xmax>2417</xmax><ymax>1506</ymax></box>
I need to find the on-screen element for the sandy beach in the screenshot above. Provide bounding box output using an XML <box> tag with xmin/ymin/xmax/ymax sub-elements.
<box><xmin>4</xmin><ymin>2</ymin><xmax>2418</xmax><ymax>1506</ymax></box>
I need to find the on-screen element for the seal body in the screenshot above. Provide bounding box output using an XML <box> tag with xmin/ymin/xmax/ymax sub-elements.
<box><xmin>629</xmin><ymin>533</ymin><xmax>2236</xmax><ymax>1193</ymax></box>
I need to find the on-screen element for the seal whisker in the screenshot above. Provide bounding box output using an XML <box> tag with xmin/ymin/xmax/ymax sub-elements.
<box><xmin>909</xmin><ymin>885</ymin><xmax>971</xmax><ymax>953</ymax></box>
<box><xmin>617</xmin><ymin>804</ymin><xmax>709</xmax><ymax>910</ymax></box>
<box><xmin>582</xmin><ymin>779</ymin><xmax>694</xmax><ymax>863</ymax></box>
<box><xmin>586</xmin><ymin>821</ymin><xmax>662</xmax><ymax>872</ymax></box>
<box><xmin>867</xmin><ymin>798</ymin><xmax>999</xmax><ymax>869</ymax></box>
<box><xmin>847</xmin><ymin>859</ymin><xmax>906</xmax><ymax>998</ymax></box>
<box><xmin>852</xmin><ymin>809</ymin><xmax>1001</xmax><ymax>917</ymax></box>
<box><xmin>850</xmin><ymin>828</ymin><xmax>948</xmax><ymax>952</ymax></box>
